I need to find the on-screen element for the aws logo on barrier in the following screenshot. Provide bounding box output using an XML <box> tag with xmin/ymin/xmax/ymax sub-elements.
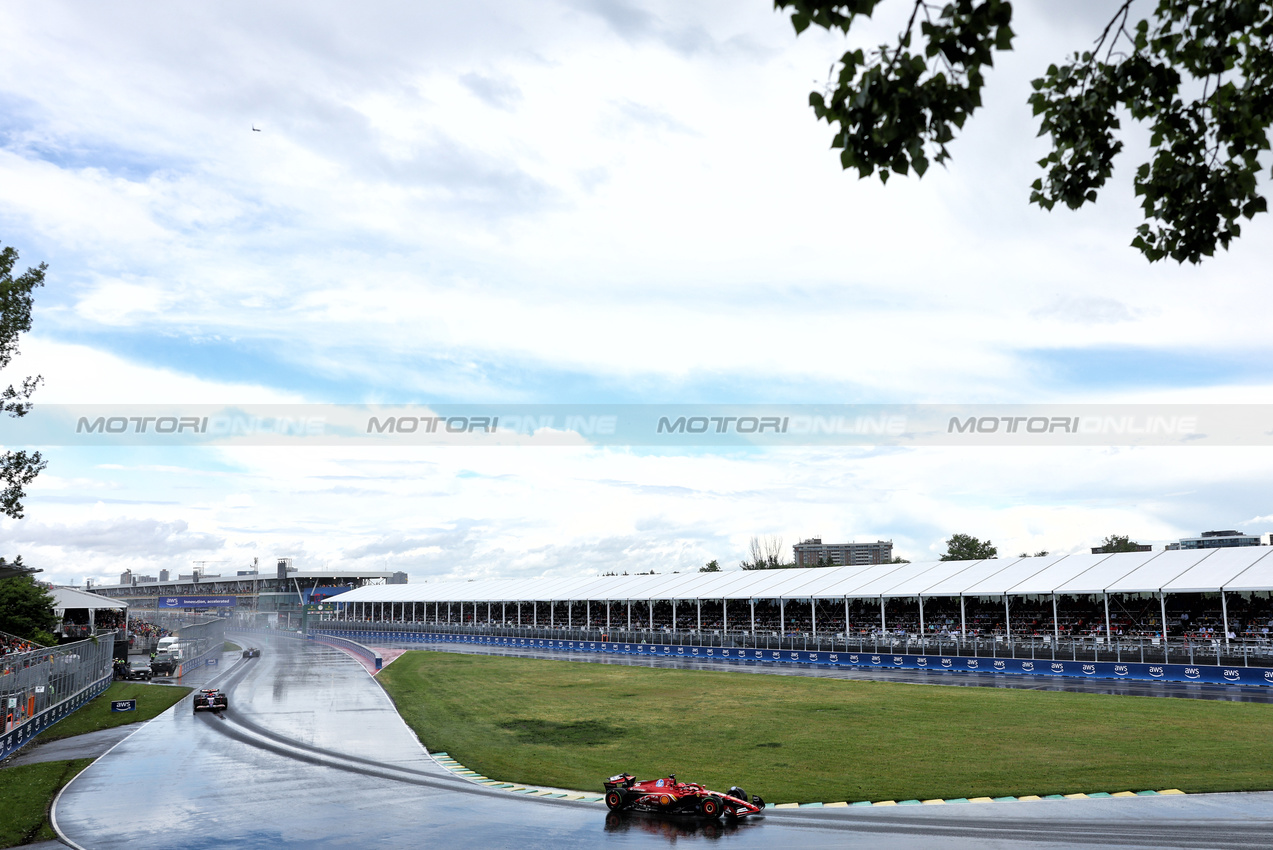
<box><xmin>1224</xmin><ymin>669</ymin><xmax>1241</xmax><ymax>681</ymax></box>
<box><xmin>1022</xmin><ymin>662</ymin><xmax>1034</xmax><ymax>672</ymax></box>
<box><xmin>916</xmin><ymin>657</ymin><xmax>928</xmax><ymax>667</ymax></box>
<box><xmin>1148</xmin><ymin>666</ymin><xmax>1164</xmax><ymax>678</ymax></box>
<box><xmin>992</xmin><ymin>660</ymin><xmax>1005</xmax><ymax>670</ymax></box>
<box><xmin>829</xmin><ymin>653</ymin><xmax>839</xmax><ymax>663</ymax></box>
<box><xmin>1115</xmin><ymin>665</ymin><xmax>1129</xmax><ymax>677</ymax></box>
<box><xmin>1082</xmin><ymin>664</ymin><xmax>1096</xmax><ymax>675</ymax></box>
<box><xmin>893</xmin><ymin>656</ymin><xmax>904</xmax><ymax>665</ymax></box>
<box><xmin>1051</xmin><ymin>662</ymin><xmax>1065</xmax><ymax>673</ymax></box>
<box><xmin>848</xmin><ymin>654</ymin><xmax>859</xmax><ymax>664</ymax></box>
<box><xmin>771</xmin><ymin>651</ymin><xmax>781</xmax><ymax>660</ymax></box>
<box><xmin>1185</xmin><ymin>667</ymin><xmax>1201</xmax><ymax>679</ymax></box>
<box><xmin>941</xmin><ymin>658</ymin><xmax>952</xmax><ymax>668</ymax></box>
<box><xmin>1264</xmin><ymin>670</ymin><xmax>1273</xmax><ymax>682</ymax></box>
<box><xmin>809</xmin><ymin>653</ymin><xmax>819</xmax><ymax>662</ymax></box>
<box><xmin>871</xmin><ymin>655</ymin><xmax>882</xmax><ymax>665</ymax></box>
<box><xmin>967</xmin><ymin>659</ymin><xmax>979</xmax><ymax>669</ymax></box>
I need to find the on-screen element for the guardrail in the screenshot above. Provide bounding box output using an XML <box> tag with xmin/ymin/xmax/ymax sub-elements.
<box><xmin>0</xmin><ymin>633</ymin><xmax>117</xmax><ymax>761</ymax></box>
<box><xmin>310</xmin><ymin>627</ymin><xmax>1273</xmax><ymax>688</ymax></box>
<box><xmin>320</xmin><ymin>620</ymin><xmax>1273</xmax><ymax>668</ymax></box>
<box><xmin>309</xmin><ymin>633</ymin><xmax>382</xmax><ymax>670</ymax></box>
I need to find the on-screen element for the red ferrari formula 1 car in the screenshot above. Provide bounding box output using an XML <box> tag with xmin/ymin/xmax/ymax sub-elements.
<box><xmin>604</xmin><ymin>773</ymin><xmax>764</xmax><ymax>820</ymax></box>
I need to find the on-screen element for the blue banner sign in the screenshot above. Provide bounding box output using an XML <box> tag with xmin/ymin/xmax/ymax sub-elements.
<box><xmin>309</xmin><ymin>628</ymin><xmax>1273</xmax><ymax>688</ymax></box>
<box><xmin>158</xmin><ymin>596</ymin><xmax>237</xmax><ymax>608</ymax></box>
<box><xmin>110</xmin><ymin>700</ymin><xmax>136</xmax><ymax>712</ymax></box>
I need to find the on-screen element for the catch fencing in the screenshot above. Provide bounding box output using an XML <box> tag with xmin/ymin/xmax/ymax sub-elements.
<box><xmin>312</xmin><ymin>622</ymin><xmax>1273</xmax><ymax>688</ymax></box>
<box><xmin>0</xmin><ymin>632</ymin><xmax>116</xmax><ymax>761</ymax></box>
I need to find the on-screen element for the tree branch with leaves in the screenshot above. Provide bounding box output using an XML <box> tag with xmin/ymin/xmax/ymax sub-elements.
<box><xmin>777</xmin><ymin>0</ymin><xmax>1273</xmax><ymax>264</ymax></box>
<box><xmin>0</xmin><ymin>242</ymin><xmax>47</xmax><ymax>543</ymax></box>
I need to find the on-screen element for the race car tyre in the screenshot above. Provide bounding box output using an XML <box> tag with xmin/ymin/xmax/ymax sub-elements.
<box><xmin>700</xmin><ymin>797</ymin><xmax>722</xmax><ymax>820</ymax></box>
<box><xmin>604</xmin><ymin>790</ymin><xmax>625</xmax><ymax>811</ymax></box>
<box><xmin>728</xmin><ymin>786</ymin><xmax>747</xmax><ymax>805</ymax></box>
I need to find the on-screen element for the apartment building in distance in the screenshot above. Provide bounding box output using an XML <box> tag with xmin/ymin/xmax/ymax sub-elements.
<box><xmin>793</xmin><ymin>537</ymin><xmax>893</xmax><ymax>567</ymax></box>
<box><xmin>1166</xmin><ymin>530</ymin><xmax>1264</xmax><ymax>550</ymax></box>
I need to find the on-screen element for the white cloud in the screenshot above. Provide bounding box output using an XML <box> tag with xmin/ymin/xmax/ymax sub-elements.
<box><xmin>1</xmin><ymin>2</ymin><xmax>1271</xmax><ymax>587</ymax></box>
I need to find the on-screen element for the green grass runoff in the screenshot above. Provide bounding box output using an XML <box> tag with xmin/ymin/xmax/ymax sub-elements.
<box><xmin>0</xmin><ymin>758</ymin><xmax>92</xmax><ymax>848</ymax></box>
<box><xmin>33</xmin><ymin>682</ymin><xmax>190</xmax><ymax>744</ymax></box>
<box><xmin>224</xmin><ymin>641</ymin><xmax>242</xmax><ymax>652</ymax></box>
<box><xmin>378</xmin><ymin>652</ymin><xmax>1273</xmax><ymax>803</ymax></box>
<box><xmin>0</xmin><ymin>682</ymin><xmax>191</xmax><ymax>847</ymax></box>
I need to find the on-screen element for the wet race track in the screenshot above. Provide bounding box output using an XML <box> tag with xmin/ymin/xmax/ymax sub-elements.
<box><xmin>53</xmin><ymin>634</ymin><xmax>1273</xmax><ymax>849</ymax></box>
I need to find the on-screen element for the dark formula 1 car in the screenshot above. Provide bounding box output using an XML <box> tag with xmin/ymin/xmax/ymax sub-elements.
<box><xmin>241</xmin><ymin>647</ymin><xmax>261</xmax><ymax>658</ymax></box>
<box><xmin>604</xmin><ymin>773</ymin><xmax>764</xmax><ymax>820</ymax></box>
<box><xmin>193</xmin><ymin>688</ymin><xmax>228</xmax><ymax>713</ymax></box>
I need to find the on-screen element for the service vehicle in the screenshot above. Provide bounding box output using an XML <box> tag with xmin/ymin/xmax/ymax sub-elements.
<box><xmin>151</xmin><ymin>652</ymin><xmax>180</xmax><ymax>676</ymax></box>
<box><xmin>193</xmin><ymin>688</ymin><xmax>228</xmax><ymax>714</ymax></box>
<box><xmin>603</xmin><ymin>773</ymin><xmax>764</xmax><ymax>820</ymax></box>
<box><xmin>156</xmin><ymin>636</ymin><xmax>181</xmax><ymax>654</ymax></box>
<box><xmin>123</xmin><ymin>659</ymin><xmax>154</xmax><ymax>681</ymax></box>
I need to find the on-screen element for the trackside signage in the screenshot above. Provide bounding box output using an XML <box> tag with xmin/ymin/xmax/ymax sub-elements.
<box><xmin>159</xmin><ymin>596</ymin><xmax>237</xmax><ymax>608</ymax></box>
<box><xmin>110</xmin><ymin>700</ymin><xmax>136</xmax><ymax>712</ymax></box>
<box><xmin>310</xmin><ymin>629</ymin><xmax>1273</xmax><ymax>688</ymax></box>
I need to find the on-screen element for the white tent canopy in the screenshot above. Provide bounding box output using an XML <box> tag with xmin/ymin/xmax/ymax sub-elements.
<box><xmin>331</xmin><ymin>548</ymin><xmax>1273</xmax><ymax>606</ymax></box>
<box><xmin>50</xmin><ymin>585</ymin><xmax>128</xmax><ymax>614</ymax></box>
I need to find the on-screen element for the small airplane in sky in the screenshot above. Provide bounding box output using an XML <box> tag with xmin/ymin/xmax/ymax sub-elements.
<box><xmin>252</xmin><ymin>125</ymin><xmax>261</xmax><ymax>132</ymax></box>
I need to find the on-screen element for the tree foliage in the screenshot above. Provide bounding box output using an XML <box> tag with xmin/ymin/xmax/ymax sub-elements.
<box><xmin>0</xmin><ymin>574</ymin><xmax>57</xmax><ymax>645</ymax></box>
<box><xmin>939</xmin><ymin>532</ymin><xmax>997</xmax><ymax>560</ymax></box>
<box><xmin>1100</xmin><ymin>534</ymin><xmax>1145</xmax><ymax>552</ymax></box>
<box><xmin>700</xmin><ymin>559</ymin><xmax>722</xmax><ymax>572</ymax></box>
<box><xmin>0</xmin><ymin>243</ymin><xmax>46</xmax><ymax>526</ymax></box>
<box><xmin>740</xmin><ymin>535</ymin><xmax>794</xmax><ymax>569</ymax></box>
<box><xmin>777</xmin><ymin>1</ymin><xmax>1273</xmax><ymax>264</ymax></box>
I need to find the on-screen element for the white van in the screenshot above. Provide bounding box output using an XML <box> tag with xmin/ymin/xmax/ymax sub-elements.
<box><xmin>157</xmin><ymin>636</ymin><xmax>181</xmax><ymax>656</ymax></box>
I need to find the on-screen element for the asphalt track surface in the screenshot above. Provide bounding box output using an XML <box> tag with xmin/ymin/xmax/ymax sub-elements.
<box><xmin>52</xmin><ymin>634</ymin><xmax>1273</xmax><ymax>849</ymax></box>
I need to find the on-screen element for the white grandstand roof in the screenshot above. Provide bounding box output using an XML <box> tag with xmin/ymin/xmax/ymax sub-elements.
<box><xmin>1053</xmin><ymin>550</ymin><xmax>1160</xmax><ymax>595</ymax></box>
<box><xmin>1214</xmin><ymin>548</ymin><xmax>1273</xmax><ymax>592</ymax></box>
<box><xmin>52</xmin><ymin>585</ymin><xmax>129</xmax><ymax>612</ymax></box>
<box><xmin>332</xmin><ymin>548</ymin><xmax>1273</xmax><ymax>605</ymax></box>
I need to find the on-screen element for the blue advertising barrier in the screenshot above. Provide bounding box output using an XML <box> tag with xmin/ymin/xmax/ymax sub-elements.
<box><xmin>0</xmin><ymin>675</ymin><xmax>112</xmax><ymax>763</ymax></box>
<box><xmin>309</xmin><ymin>629</ymin><xmax>1273</xmax><ymax>688</ymax></box>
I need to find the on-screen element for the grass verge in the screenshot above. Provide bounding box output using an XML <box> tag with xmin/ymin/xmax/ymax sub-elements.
<box><xmin>378</xmin><ymin>651</ymin><xmax>1273</xmax><ymax>803</ymax></box>
<box><xmin>31</xmin><ymin>682</ymin><xmax>191</xmax><ymax>744</ymax></box>
<box><xmin>224</xmin><ymin>641</ymin><xmax>241</xmax><ymax>652</ymax></box>
<box><xmin>0</xmin><ymin>758</ymin><xmax>91</xmax><ymax>847</ymax></box>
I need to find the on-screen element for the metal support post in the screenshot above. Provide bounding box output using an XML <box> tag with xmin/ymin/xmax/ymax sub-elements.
<box><xmin>1221</xmin><ymin>590</ymin><xmax>1230</xmax><ymax>645</ymax></box>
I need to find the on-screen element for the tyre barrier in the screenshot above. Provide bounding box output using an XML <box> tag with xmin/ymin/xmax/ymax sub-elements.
<box><xmin>309</xmin><ymin>629</ymin><xmax>1273</xmax><ymax>687</ymax></box>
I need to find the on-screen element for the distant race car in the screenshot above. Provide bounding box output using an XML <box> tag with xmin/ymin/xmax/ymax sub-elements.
<box><xmin>603</xmin><ymin>774</ymin><xmax>764</xmax><ymax>820</ymax></box>
<box><xmin>241</xmin><ymin>647</ymin><xmax>261</xmax><ymax>658</ymax></box>
<box><xmin>193</xmin><ymin>688</ymin><xmax>228</xmax><ymax>714</ymax></box>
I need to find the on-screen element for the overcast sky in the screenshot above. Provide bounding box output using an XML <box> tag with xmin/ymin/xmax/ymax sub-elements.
<box><xmin>1</xmin><ymin>1</ymin><xmax>1271</xmax><ymax>587</ymax></box>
